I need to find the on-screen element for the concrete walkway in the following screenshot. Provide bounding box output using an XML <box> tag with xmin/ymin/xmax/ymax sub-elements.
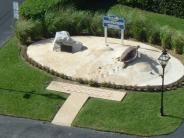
<box><xmin>52</xmin><ymin>93</ymin><xmax>89</xmax><ymax>126</ymax></box>
<box><xmin>47</xmin><ymin>81</ymin><xmax>126</xmax><ymax>126</ymax></box>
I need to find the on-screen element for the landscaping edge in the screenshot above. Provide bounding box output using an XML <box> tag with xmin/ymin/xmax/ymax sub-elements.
<box><xmin>20</xmin><ymin>44</ymin><xmax>184</xmax><ymax>92</ymax></box>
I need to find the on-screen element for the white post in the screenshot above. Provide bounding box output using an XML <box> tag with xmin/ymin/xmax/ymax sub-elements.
<box><xmin>121</xmin><ymin>29</ymin><xmax>124</xmax><ymax>45</ymax></box>
<box><xmin>13</xmin><ymin>1</ymin><xmax>19</xmax><ymax>19</ymax></box>
<box><xmin>105</xmin><ymin>27</ymin><xmax>108</xmax><ymax>46</ymax></box>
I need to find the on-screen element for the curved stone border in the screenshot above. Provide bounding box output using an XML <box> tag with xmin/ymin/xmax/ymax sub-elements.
<box><xmin>21</xmin><ymin>46</ymin><xmax>184</xmax><ymax>92</ymax></box>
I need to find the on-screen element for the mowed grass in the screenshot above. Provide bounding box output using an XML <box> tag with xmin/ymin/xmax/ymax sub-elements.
<box><xmin>73</xmin><ymin>88</ymin><xmax>184</xmax><ymax>136</ymax></box>
<box><xmin>0</xmin><ymin>38</ymin><xmax>67</xmax><ymax>121</ymax></box>
<box><xmin>109</xmin><ymin>5</ymin><xmax>184</xmax><ymax>33</ymax></box>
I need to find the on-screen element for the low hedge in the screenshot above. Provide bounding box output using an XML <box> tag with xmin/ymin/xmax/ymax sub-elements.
<box><xmin>20</xmin><ymin>0</ymin><xmax>70</xmax><ymax>19</ymax></box>
<box><xmin>147</xmin><ymin>24</ymin><xmax>161</xmax><ymax>45</ymax></box>
<box><xmin>20</xmin><ymin>0</ymin><xmax>115</xmax><ymax>20</ymax></box>
<box><xmin>89</xmin><ymin>12</ymin><xmax>104</xmax><ymax>36</ymax></box>
<box><xmin>17</xmin><ymin>3</ymin><xmax>184</xmax><ymax>54</ymax></box>
<box><xmin>160</xmin><ymin>26</ymin><xmax>173</xmax><ymax>50</ymax></box>
<box><xmin>128</xmin><ymin>16</ymin><xmax>148</xmax><ymax>42</ymax></box>
<box><xmin>44</xmin><ymin>8</ymin><xmax>93</xmax><ymax>36</ymax></box>
<box><xmin>108</xmin><ymin>5</ymin><xmax>184</xmax><ymax>54</ymax></box>
<box><xmin>172</xmin><ymin>32</ymin><xmax>184</xmax><ymax>54</ymax></box>
<box><xmin>15</xmin><ymin>19</ymin><xmax>43</xmax><ymax>45</ymax></box>
<box><xmin>118</xmin><ymin>0</ymin><xmax>184</xmax><ymax>18</ymax></box>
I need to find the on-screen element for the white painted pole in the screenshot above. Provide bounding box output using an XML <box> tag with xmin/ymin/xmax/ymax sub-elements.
<box><xmin>13</xmin><ymin>1</ymin><xmax>19</xmax><ymax>19</ymax></box>
<box><xmin>121</xmin><ymin>29</ymin><xmax>124</xmax><ymax>45</ymax></box>
<box><xmin>105</xmin><ymin>27</ymin><xmax>108</xmax><ymax>46</ymax></box>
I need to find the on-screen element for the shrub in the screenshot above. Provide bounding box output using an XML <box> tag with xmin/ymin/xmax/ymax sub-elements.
<box><xmin>108</xmin><ymin>4</ymin><xmax>184</xmax><ymax>53</ymax></box>
<box><xmin>45</xmin><ymin>8</ymin><xmax>92</xmax><ymax>36</ymax></box>
<box><xmin>45</xmin><ymin>8</ymin><xmax>103</xmax><ymax>36</ymax></box>
<box><xmin>20</xmin><ymin>0</ymin><xmax>70</xmax><ymax>19</ymax></box>
<box><xmin>71</xmin><ymin>10</ymin><xmax>92</xmax><ymax>34</ymax></box>
<box><xmin>45</xmin><ymin>9</ymin><xmax>73</xmax><ymax>36</ymax></box>
<box><xmin>171</xmin><ymin>31</ymin><xmax>184</xmax><ymax>54</ymax></box>
<box><xmin>122</xmin><ymin>14</ymin><xmax>134</xmax><ymax>38</ymax></box>
<box><xmin>147</xmin><ymin>24</ymin><xmax>161</xmax><ymax>45</ymax></box>
<box><xmin>15</xmin><ymin>19</ymin><xmax>43</xmax><ymax>45</ymax></box>
<box><xmin>108</xmin><ymin>5</ymin><xmax>133</xmax><ymax>38</ymax></box>
<box><xmin>89</xmin><ymin>12</ymin><xmax>104</xmax><ymax>36</ymax></box>
<box><xmin>130</xmin><ymin>17</ymin><xmax>148</xmax><ymax>42</ymax></box>
<box><xmin>160</xmin><ymin>26</ymin><xmax>174</xmax><ymax>49</ymax></box>
<box><xmin>108</xmin><ymin>5</ymin><xmax>156</xmax><ymax>42</ymax></box>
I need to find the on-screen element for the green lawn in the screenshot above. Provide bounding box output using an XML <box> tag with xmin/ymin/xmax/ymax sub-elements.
<box><xmin>0</xmin><ymin>38</ymin><xmax>67</xmax><ymax>121</ymax></box>
<box><xmin>109</xmin><ymin>5</ymin><xmax>184</xmax><ymax>33</ymax></box>
<box><xmin>73</xmin><ymin>88</ymin><xmax>184</xmax><ymax>136</ymax></box>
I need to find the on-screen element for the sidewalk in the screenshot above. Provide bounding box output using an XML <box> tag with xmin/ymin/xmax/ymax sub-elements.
<box><xmin>47</xmin><ymin>81</ymin><xmax>126</xmax><ymax>126</ymax></box>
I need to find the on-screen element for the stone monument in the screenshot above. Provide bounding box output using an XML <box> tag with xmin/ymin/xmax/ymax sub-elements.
<box><xmin>53</xmin><ymin>31</ymin><xmax>83</xmax><ymax>53</ymax></box>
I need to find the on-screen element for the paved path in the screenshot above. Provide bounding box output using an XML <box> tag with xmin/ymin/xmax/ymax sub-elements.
<box><xmin>52</xmin><ymin>93</ymin><xmax>89</xmax><ymax>126</ymax></box>
<box><xmin>47</xmin><ymin>81</ymin><xmax>126</xmax><ymax>126</ymax></box>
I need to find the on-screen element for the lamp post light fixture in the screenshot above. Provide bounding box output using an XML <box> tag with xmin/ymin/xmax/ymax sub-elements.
<box><xmin>158</xmin><ymin>49</ymin><xmax>171</xmax><ymax>116</ymax></box>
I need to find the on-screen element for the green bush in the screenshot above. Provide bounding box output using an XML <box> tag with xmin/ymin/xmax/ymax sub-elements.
<box><xmin>45</xmin><ymin>9</ymin><xmax>92</xmax><ymax>36</ymax></box>
<box><xmin>18</xmin><ymin>1</ymin><xmax>184</xmax><ymax>55</ymax></box>
<box><xmin>45</xmin><ymin>8</ymin><xmax>105</xmax><ymax>36</ymax></box>
<box><xmin>118</xmin><ymin>0</ymin><xmax>184</xmax><ymax>18</ymax></box>
<box><xmin>130</xmin><ymin>17</ymin><xmax>148</xmax><ymax>42</ymax></box>
<box><xmin>160</xmin><ymin>26</ymin><xmax>174</xmax><ymax>49</ymax></box>
<box><xmin>15</xmin><ymin>19</ymin><xmax>43</xmax><ymax>45</ymax></box>
<box><xmin>108</xmin><ymin>5</ymin><xmax>152</xmax><ymax>42</ymax></box>
<box><xmin>20</xmin><ymin>0</ymin><xmax>70</xmax><ymax>19</ymax></box>
<box><xmin>122</xmin><ymin>13</ymin><xmax>134</xmax><ymax>38</ymax></box>
<box><xmin>108</xmin><ymin>4</ymin><xmax>184</xmax><ymax>53</ymax></box>
<box><xmin>147</xmin><ymin>25</ymin><xmax>161</xmax><ymax>45</ymax></box>
<box><xmin>171</xmin><ymin>32</ymin><xmax>184</xmax><ymax>54</ymax></box>
<box><xmin>89</xmin><ymin>12</ymin><xmax>103</xmax><ymax>36</ymax></box>
<box><xmin>71</xmin><ymin>10</ymin><xmax>92</xmax><ymax>34</ymax></box>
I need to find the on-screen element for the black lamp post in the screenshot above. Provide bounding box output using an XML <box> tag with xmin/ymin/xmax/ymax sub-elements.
<box><xmin>158</xmin><ymin>49</ymin><xmax>171</xmax><ymax>116</ymax></box>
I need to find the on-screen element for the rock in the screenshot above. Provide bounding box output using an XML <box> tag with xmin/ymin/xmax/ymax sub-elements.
<box><xmin>120</xmin><ymin>45</ymin><xmax>140</xmax><ymax>63</ymax></box>
<box><xmin>53</xmin><ymin>31</ymin><xmax>83</xmax><ymax>53</ymax></box>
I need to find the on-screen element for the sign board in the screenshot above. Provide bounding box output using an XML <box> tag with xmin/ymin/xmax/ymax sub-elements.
<box><xmin>13</xmin><ymin>1</ymin><xmax>19</xmax><ymax>19</ymax></box>
<box><xmin>103</xmin><ymin>16</ymin><xmax>125</xmax><ymax>45</ymax></box>
<box><xmin>103</xmin><ymin>16</ymin><xmax>125</xmax><ymax>30</ymax></box>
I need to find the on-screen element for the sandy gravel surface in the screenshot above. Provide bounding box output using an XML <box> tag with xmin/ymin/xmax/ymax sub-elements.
<box><xmin>27</xmin><ymin>36</ymin><xmax>184</xmax><ymax>86</ymax></box>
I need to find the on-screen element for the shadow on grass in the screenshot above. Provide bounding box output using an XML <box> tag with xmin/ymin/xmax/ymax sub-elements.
<box><xmin>0</xmin><ymin>87</ymin><xmax>66</xmax><ymax>100</ymax></box>
<box><xmin>164</xmin><ymin>114</ymin><xmax>184</xmax><ymax>120</ymax></box>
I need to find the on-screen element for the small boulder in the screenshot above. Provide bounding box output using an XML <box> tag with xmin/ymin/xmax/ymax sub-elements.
<box><xmin>53</xmin><ymin>31</ymin><xmax>83</xmax><ymax>53</ymax></box>
<box><xmin>120</xmin><ymin>45</ymin><xmax>140</xmax><ymax>63</ymax></box>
